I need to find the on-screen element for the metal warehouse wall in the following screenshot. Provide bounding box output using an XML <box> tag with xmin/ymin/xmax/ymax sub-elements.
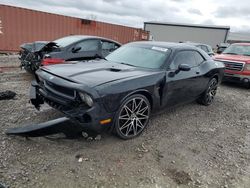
<box><xmin>0</xmin><ymin>5</ymin><xmax>149</xmax><ymax>52</ymax></box>
<box><xmin>145</xmin><ymin>22</ymin><xmax>230</xmax><ymax>49</ymax></box>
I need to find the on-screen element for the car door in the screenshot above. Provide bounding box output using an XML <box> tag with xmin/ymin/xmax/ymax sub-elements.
<box><xmin>193</xmin><ymin>50</ymin><xmax>209</xmax><ymax>95</ymax></box>
<box><xmin>101</xmin><ymin>40</ymin><xmax>120</xmax><ymax>57</ymax></box>
<box><xmin>66</xmin><ymin>39</ymin><xmax>101</xmax><ymax>61</ymax></box>
<box><xmin>162</xmin><ymin>50</ymin><xmax>202</xmax><ymax>107</ymax></box>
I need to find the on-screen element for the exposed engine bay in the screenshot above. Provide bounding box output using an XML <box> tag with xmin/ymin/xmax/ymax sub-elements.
<box><xmin>19</xmin><ymin>41</ymin><xmax>59</xmax><ymax>73</ymax></box>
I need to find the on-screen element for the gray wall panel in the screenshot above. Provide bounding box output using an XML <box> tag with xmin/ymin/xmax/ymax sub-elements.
<box><xmin>145</xmin><ymin>23</ymin><xmax>229</xmax><ymax>49</ymax></box>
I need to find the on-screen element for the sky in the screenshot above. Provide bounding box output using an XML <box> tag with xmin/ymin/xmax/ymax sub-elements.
<box><xmin>1</xmin><ymin>0</ymin><xmax>250</xmax><ymax>33</ymax></box>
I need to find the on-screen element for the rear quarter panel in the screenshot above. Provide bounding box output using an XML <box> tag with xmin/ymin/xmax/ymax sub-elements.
<box><xmin>202</xmin><ymin>60</ymin><xmax>225</xmax><ymax>84</ymax></box>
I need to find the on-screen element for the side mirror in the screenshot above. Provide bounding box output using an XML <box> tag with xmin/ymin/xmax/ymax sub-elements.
<box><xmin>168</xmin><ymin>63</ymin><xmax>191</xmax><ymax>77</ymax></box>
<box><xmin>217</xmin><ymin>50</ymin><xmax>222</xmax><ymax>54</ymax></box>
<box><xmin>72</xmin><ymin>46</ymin><xmax>81</xmax><ymax>53</ymax></box>
<box><xmin>178</xmin><ymin>64</ymin><xmax>191</xmax><ymax>71</ymax></box>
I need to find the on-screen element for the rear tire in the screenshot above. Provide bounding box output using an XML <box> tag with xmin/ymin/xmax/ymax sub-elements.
<box><xmin>114</xmin><ymin>94</ymin><xmax>151</xmax><ymax>140</ymax></box>
<box><xmin>197</xmin><ymin>78</ymin><xmax>218</xmax><ymax>106</ymax></box>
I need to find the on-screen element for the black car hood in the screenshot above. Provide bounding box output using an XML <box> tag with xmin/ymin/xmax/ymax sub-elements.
<box><xmin>41</xmin><ymin>60</ymin><xmax>156</xmax><ymax>87</ymax></box>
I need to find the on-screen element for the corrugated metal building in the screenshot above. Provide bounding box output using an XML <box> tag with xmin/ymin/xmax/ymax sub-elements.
<box><xmin>144</xmin><ymin>21</ymin><xmax>230</xmax><ymax>48</ymax></box>
<box><xmin>0</xmin><ymin>5</ymin><xmax>149</xmax><ymax>52</ymax></box>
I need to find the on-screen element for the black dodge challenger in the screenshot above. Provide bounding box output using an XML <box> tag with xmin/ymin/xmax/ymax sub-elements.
<box><xmin>30</xmin><ymin>41</ymin><xmax>225</xmax><ymax>139</ymax></box>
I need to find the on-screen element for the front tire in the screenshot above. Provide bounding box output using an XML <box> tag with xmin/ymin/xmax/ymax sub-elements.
<box><xmin>197</xmin><ymin>78</ymin><xmax>218</xmax><ymax>106</ymax></box>
<box><xmin>114</xmin><ymin>94</ymin><xmax>151</xmax><ymax>139</ymax></box>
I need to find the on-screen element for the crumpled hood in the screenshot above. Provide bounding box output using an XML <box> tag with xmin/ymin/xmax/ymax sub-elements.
<box><xmin>20</xmin><ymin>41</ymin><xmax>58</xmax><ymax>52</ymax></box>
<box><xmin>41</xmin><ymin>60</ymin><xmax>155</xmax><ymax>87</ymax></box>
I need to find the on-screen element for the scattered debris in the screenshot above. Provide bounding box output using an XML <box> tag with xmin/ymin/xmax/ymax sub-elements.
<box><xmin>87</xmin><ymin>137</ymin><xmax>93</xmax><ymax>141</ymax></box>
<box><xmin>78</xmin><ymin>157</ymin><xmax>83</xmax><ymax>163</ymax></box>
<box><xmin>167</xmin><ymin>169</ymin><xmax>192</xmax><ymax>185</ymax></box>
<box><xmin>81</xmin><ymin>131</ymin><xmax>88</xmax><ymax>138</ymax></box>
<box><xmin>0</xmin><ymin>90</ymin><xmax>16</xmax><ymax>100</ymax></box>
<box><xmin>138</xmin><ymin>154</ymin><xmax>143</xmax><ymax>158</ymax></box>
<box><xmin>75</xmin><ymin>154</ymin><xmax>90</xmax><ymax>163</ymax></box>
<box><xmin>136</xmin><ymin>143</ymin><xmax>149</xmax><ymax>153</ymax></box>
<box><xmin>94</xmin><ymin>134</ymin><xmax>102</xmax><ymax>141</ymax></box>
<box><xmin>154</xmin><ymin>149</ymin><xmax>164</xmax><ymax>162</ymax></box>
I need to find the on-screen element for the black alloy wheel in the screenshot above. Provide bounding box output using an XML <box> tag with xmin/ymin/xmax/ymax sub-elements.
<box><xmin>198</xmin><ymin>78</ymin><xmax>218</xmax><ymax>106</ymax></box>
<box><xmin>114</xmin><ymin>94</ymin><xmax>151</xmax><ymax>139</ymax></box>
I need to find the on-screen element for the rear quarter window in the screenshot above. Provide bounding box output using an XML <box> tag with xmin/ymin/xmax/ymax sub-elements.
<box><xmin>194</xmin><ymin>51</ymin><xmax>205</xmax><ymax>65</ymax></box>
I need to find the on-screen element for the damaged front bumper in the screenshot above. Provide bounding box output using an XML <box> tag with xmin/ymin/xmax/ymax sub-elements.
<box><xmin>30</xmin><ymin>79</ymin><xmax>114</xmax><ymax>133</ymax></box>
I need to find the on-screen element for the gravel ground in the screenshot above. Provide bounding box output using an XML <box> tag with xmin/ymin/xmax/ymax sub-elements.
<box><xmin>0</xmin><ymin>56</ymin><xmax>250</xmax><ymax>188</ymax></box>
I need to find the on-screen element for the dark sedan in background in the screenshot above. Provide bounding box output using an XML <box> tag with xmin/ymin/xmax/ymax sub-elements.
<box><xmin>19</xmin><ymin>35</ymin><xmax>121</xmax><ymax>73</ymax></box>
<box><xmin>30</xmin><ymin>41</ymin><xmax>225</xmax><ymax>139</ymax></box>
<box><xmin>216</xmin><ymin>43</ymin><xmax>230</xmax><ymax>54</ymax></box>
<box><xmin>182</xmin><ymin>42</ymin><xmax>214</xmax><ymax>56</ymax></box>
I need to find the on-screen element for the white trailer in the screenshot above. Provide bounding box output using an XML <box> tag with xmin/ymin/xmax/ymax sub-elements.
<box><xmin>144</xmin><ymin>22</ymin><xmax>230</xmax><ymax>49</ymax></box>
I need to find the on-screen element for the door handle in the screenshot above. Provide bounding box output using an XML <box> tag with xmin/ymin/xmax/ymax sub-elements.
<box><xmin>196</xmin><ymin>71</ymin><xmax>200</xmax><ymax>74</ymax></box>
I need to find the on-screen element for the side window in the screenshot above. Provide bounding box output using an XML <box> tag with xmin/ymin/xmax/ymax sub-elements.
<box><xmin>101</xmin><ymin>41</ymin><xmax>119</xmax><ymax>57</ymax></box>
<box><xmin>201</xmin><ymin>45</ymin><xmax>209</xmax><ymax>52</ymax></box>
<box><xmin>74</xmin><ymin>40</ymin><xmax>99</xmax><ymax>52</ymax></box>
<box><xmin>194</xmin><ymin>51</ymin><xmax>205</xmax><ymax>65</ymax></box>
<box><xmin>196</xmin><ymin>45</ymin><xmax>202</xmax><ymax>50</ymax></box>
<box><xmin>170</xmin><ymin>51</ymin><xmax>197</xmax><ymax>69</ymax></box>
<box><xmin>207</xmin><ymin>45</ymin><xmax>213</xmax><ymax>52</ymax></box>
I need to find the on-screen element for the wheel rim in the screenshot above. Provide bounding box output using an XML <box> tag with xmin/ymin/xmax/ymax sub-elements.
<box><xmin>206</xmin><ymin>79</ymin><xmax>218</xmax><ymax>104</ymax></box>
<box><xmin>118</xmin><ymin>97</ymin><xmax>150</xmax><ymax>137</ymax></box>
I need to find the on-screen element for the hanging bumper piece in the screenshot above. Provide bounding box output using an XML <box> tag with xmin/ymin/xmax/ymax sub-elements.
<box><xmin>5</xmin><ymin>117</ymin><xmax>86</xmax><ymax>138</ymax></box>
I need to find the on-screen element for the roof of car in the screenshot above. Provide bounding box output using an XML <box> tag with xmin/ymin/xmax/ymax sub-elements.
<box><xmin>218</xmin><ymin>43</ymin><xmax>230</xmax><ymax>47</ymax></box>
<box><xmin>69</xmin><ymin>35</ymin><xmax>106</xmax><ymax>40</ymax></box>
<box><xmin>183</xmin><ymin>42</ymin><xmax>209</xmax><ymax>46</ymax></box>
<box><xmin>129</xmin><ymin>41</ymin><xmax>212</xmax><ymax>60</ymax></box>
<box><xmin>55</xmin><ymin>35</ymin><xmax>121</xmax><ymax>44</ymax></box>
<box><xmin>130</xmin><ymin>41</ymin><xmax>199</xmax><ymax>49</ymax></box>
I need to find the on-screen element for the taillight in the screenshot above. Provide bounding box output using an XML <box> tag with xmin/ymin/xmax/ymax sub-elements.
<box><xmin>42</xmin><ymin>58</ymin><xmax>65</xmax><ymax>66</ymax></box>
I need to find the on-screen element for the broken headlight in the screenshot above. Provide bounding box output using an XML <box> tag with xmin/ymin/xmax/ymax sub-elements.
<box><xmin>79</xmin><ymin>92</ymin><xmax>94</xmax><ymax>107</ymax></box>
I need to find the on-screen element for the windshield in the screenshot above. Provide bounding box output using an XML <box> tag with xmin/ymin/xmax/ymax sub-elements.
<box><xmin>223</xmin><ymin>44</ymin><xmax>250</xmax><ymax>56</ymax></box>
<box><xmin>106</xmin><ymin>45</ymin><xmax>170</xmax><ymax>69</ymax></box>
<box><xmin>53</xmin><ymin>36</ymin><xmax>84</xmax><ymax>47</ymax></box>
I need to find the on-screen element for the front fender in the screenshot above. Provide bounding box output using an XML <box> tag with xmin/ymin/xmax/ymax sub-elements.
<box><xmin>96</xmin><ymin>72</ymin><xmax>165</xmax><ymax>113</ymax></box>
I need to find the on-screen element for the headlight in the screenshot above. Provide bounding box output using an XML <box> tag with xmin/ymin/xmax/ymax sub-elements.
<box><xmin>245</xmin><ymin>64</ymin><xmax>250</xmax><ymax>71</ymax></box>
<box><xmin>79</xmin><ymin>92</ymin><xmax>94</xmax><ymax>107</ymax></box>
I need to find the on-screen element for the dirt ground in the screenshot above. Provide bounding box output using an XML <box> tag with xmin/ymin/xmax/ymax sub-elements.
<box><xmin>0</xmin><ymin>56</ymin><xmax>250</xmax><ymax>188</ymax></box>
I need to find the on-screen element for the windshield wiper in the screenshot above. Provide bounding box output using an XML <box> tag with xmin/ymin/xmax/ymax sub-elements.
<box><xmin>242</xmin><ymin>54</ymin><xmax>250</xmax><ymax>56</ymax></box>
<box><xmin>120</xmin><ymin>62</ymin><xmax>137</xmax><ymax>67</ymax></box>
